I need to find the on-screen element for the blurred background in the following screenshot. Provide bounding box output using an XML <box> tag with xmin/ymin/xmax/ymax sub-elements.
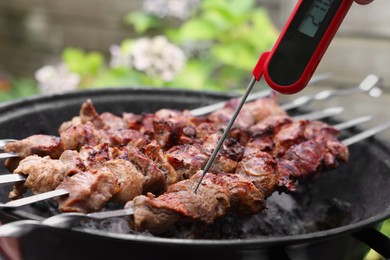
<box><xmin>0</xmin><ymin>0</ymin><xmax>389</xmax><ymax>259</ymax></box>
<box><xmin>0</xmin><ymin>0</ymin><xmax>389</xmax><ymax>99</ymax></box>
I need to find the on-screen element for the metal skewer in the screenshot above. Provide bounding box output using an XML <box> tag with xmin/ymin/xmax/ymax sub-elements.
<box><xmin>0</xmin><ymin>152</ymin><xmax>19</xmax><ymax>159</ymax></box>
<box><xmin>0</xmin><ymin>139</ymin><xmax>17</xmax><ymax>150</ymax></box>
<box><xmin>190</xmin><ymin>72</ymin><xmax>332</xmax><ymax>117</ymax></box>
<box><xmin>281</xmin><ymin>74</ymin><xmax>382</xmax><ymax>110</ymax></box>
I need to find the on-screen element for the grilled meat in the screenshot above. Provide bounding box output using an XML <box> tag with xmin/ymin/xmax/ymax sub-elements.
<box><xmin>4</xmin><ymin>135</ymin><xmax>64</xmax><ymax>159</ymax></box>
<box><xmin>127</xmin><ymin>172</ymin><xmax>263</xmax><ymax>235</ymax></box>
<box><xmin>207</xmin><ymin>92</ymin><xmax>285</xmax><ymax>129</ymax></box>
<box><xmin>3</xmin><ymin>94</ymin><xmax>349</xmax><ymax>227</ymax></box>
<box><xmin>9</xmin><ymin>154</ymin><xmax>77</xmax><ymax>199</ymax></box>
<box><xmin>236</xmin><ymin>151</ymin><xmax>279</xmax><ymax>198</ymax></box>
<box><xmin>104</xmin><ymin>159</ymin><xmax>145</xmax><ymax>204</ymax></box>
<box><xmin>4</xmin><ymin>95</ymin><xmax>283</xmax><ymax>160</ymax></box>
<box><xmin>57</xmin><ymin>167</ymin><xmax>117</xmax><ymax>213</ymax></box>
<box><xmin>127</xmin><ymin>134</ymin><xmax>348</xmax><ymax>235</ymax></box>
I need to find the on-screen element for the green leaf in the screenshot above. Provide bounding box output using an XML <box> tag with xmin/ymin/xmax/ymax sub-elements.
<box><xmin>0</xmin><ymin>78</ymin><xmax>38</xmax><ymax>102</ymax></box>
<box><xmin>62</xmin><ymin>47</ymin><xmax>104</xmax><ymax>77</ymax></box>
<box><xmin>246</xmin><ymin>10</ymin><xmax>278</xmax><ymax>50</ymax></box>
<box><xmin>169</xmin><ymin>60</ymin><xmax>215</xmax><ymax>90</ymax></box>
<box><xmin>172</xmin><ymin>18</ymin><xmax>219</xmax><ymax>42</ymax></box>
<box><xmin>211</xmin><ymin>42</ymin><xmax>257</xmax><ymax>70</ymax></box>
<box><xmin>201</xmin><ymin>0</ymin><xmax>254</xmax><ymax>23</ymax></box>
<box><xmin>124</xmin><ymin>12</ymin><xmax>161</xmax><ymax>34</ymax></box>
<box><xmin>92</xmin><ymin>68</ymin><xmax>145</xmax><ymax>88</ymax></box>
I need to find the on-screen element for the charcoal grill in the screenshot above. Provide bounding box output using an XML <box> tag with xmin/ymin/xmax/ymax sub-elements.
<box><xmin>0</xmin><ymin>88</ymin><xmax>389</xmax><ymax>260</ymax></box>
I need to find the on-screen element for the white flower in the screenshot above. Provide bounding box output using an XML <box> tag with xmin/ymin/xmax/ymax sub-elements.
<box><xmin>130</xmin><ymin>36</ymin><xmax>186</xmax><ymax>82</ymax></box>
<box><xmin>35</xmin><ymin>64</ymin><xmax>80</xmax><ymax>94</ymax></box>
<box><xmin>109</xmin><ymin>44</ymin><xmax>132</xmax><ymax>69</ymax></box>
<box><xmin>143</xmin><ymin>0</ymin><xmax>200</xmax><ymax>20</ymax></box>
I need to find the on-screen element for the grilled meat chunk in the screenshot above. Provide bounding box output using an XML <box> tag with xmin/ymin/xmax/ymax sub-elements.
<box><xmin>10</xmin><ymin>155</ymin><xmax>69</xmax><ymax>199</ymax></box>
<box><xmin>60</xmin><ymin>122</ymin><xmax>104</xmax><ymax>151</ymax></box>
<box><xmin>246</xmin><ymin>115</ymin><xmax>293</xmax><ymax>155</ymax></box>
<box><xmin>166</xmin><ymin>144</ymin><xmax>209</xmax><ymax>179</ymax></box>
<box><xmin>277</xmin><ymin>139</ymin><xmax>349</xmax><ymax>192</ymax></box>
<box><xmin>57</xmin><ymin>167</ymin><xmax>117</xmax><ymax>213</ymax></box>
<box><xmin>236</xmin><ymin>152</ymin><xmax>279</xmax><ymax>198</ymax></box>
<box><xmin>100</xmin><ymin>112</ymin><xmax>126</xmax><ymax>131</ymax></box>
<box><xmin>4</xmin><ymin>135</ymin><xmax>64</xmax><ymax>159</ymax></box>
<box><xmin>218</xmin><ymin>174</ymin><xmax>265</xmax><ymax>216</ymax></box>
<box><xmin>144</xmin><ymin>141</ymin><xmax>180</xmax><ymax>187</ymax></box>
<box><xmin>243</xmin><ymin>92</ymin><xmax>286</xmax><ymax>122</ymax></box>
<box><xmin>58</xmin><ymin>150</ymin><xmax>86</xmax><ymax>175</ymax></box>
<box><xmin>79</xmin><ymin>99</ymin><xmax>106</xmax><ymax>130</ymax></box>
<box><xmin>208</xmin><ymin>98</ymin><xmax>256</xmax><ymax>129</ymax></box>
<box><xmin>78</xmin><ymin>143</ymin><xmax>112</xmax><ymax>171</ymax></box>
<box><xmin>124</xmin><ymin>144</ymin><xmax>166</xmax><ymax>195</ymax></box>
<box><xmin>104</xmin><ymin>159</ymin><xmax>145</xmax><ymax>203</ymax></box>
<box><xmin>127</xmin><ymin>172</ymin><xmax>264</xmax><ymax>235</ymax></box>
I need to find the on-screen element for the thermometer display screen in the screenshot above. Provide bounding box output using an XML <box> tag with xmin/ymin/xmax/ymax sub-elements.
<box><xmin>298</xmin><ymin>0</ymin><xmax>336</xmax><ymax>37</ymax></box>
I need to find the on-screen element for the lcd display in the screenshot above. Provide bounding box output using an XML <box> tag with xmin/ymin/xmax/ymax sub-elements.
<box><xmin>298</xmin><ymin>0</ymin><xmax>335</xmax><ymax>37</ymax></box>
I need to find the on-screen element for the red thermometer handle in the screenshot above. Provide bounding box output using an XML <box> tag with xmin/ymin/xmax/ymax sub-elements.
<box><xmin>253</xmin><ymin>0</ymin><xmax>354</xmax><ymax>94</ymax></box>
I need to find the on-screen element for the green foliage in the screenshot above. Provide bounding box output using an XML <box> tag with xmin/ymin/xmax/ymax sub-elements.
<box><xmin>100</xmin><ymin>0</ymin><xmax>278</xmax><ymax>92</ymax></box>
<box><xmin>125</xmin><ymin>12</ymin><xmax>161</xmax><ymax>34</ymax></box>
<box><xmin>62</xmin><ymin>48</ymin><xmax>104</xmax><ymax>77</ymax></box>
<box><xmin>2</xmin><ymin>0</ymin><xmax>278</xmax><ymax>103</ymax></box>
<box><xmin>61</xmin><ymin>47</ymin><xmax>105</xmax><ymax>88</ymax></box>
<box><xmin>0</xmin><ymin>78</ymin><xmax>38</xmax><ymax>102</ymax></box>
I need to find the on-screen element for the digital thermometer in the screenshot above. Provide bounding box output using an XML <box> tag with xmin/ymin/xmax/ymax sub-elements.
<box><xmin>195</xmin><ymin>0</ymin><xmax>355</xmax><ymax>192</ymax></box>
<box><xmin>253</xmin><ymin>0</ymin><xmax>353</xmax><ymax>94</ymax></box>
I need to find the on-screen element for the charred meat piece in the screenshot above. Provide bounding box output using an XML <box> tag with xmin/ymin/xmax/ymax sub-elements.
<box><xmin>4</xmin><ymin>135</ymin><xmax>64</xmax><ymax>159</ymax></box>
<box><xmin>144</xmin><ymin>141</ymin><xmax>180</xmax><ymax>187</ymax></box>
<box><xmin>105</xmin><ymin>128</ymin><xmax>147</xmax><ymax>148</ymax></box>
<box><xmin>127</xmin><ymin>172</ymin><xmax>264</xmax><ymax>235</ymax></box>
<box><xmin>60</xmin><ymin>122</ymin><xmax>104</xmax><ymax>151</ymax></box>
<box><xmin>124</xmin><ymin>144</ymin><xmax>166</xmax><ymax>195</ymax></box>
<box><xmin>57</xmin><ymin>167</ymin><xmax>117</xmax><ymax>213</ymax></box>
<box><xmin>246</xmin><ymin>115</ymin><xmax>293</xmax><ymax>155</ymax></box>
<box><xmin>58</xmin><ymin>116</ymin><xmax>82</xmax><ymax>133</ymax></box>
<box><xmin>273</xmin><ymin>121</ymin><xmax>307</xmax><ymax>156</ymax></box>
<box><xmin>9</xmin><ymin>155</ymin><xmax>69</xmax><ymax>199</ymax></box>
<box><xmin>166</xmin><ymin>144</ymin><xmax>209</xmax><ymax>179</ymax></box>
<box><xmin>236</xmin><ymin>151</ymin><xmax>279</xmax><ymax>198</ymax></box>
<box><xmin>219</xmin><ymin>174</ymin><xmax>265</xmax><ymax>216</ymax></box>
<box><xmin>152</xmin><ymin>119</ymin><xmax>183</xmax><ymax>149</ymax></box>
<box><xmin>122</xmin><ymin>112</ymin><xmax>144</xmax><ymax>131</ymax></box>
<box><xmin>207</xmin><ymin>98</ymin><xmax>256</xmax><ymax>129</ymax></box>
<box><xmin>59</xmin><ymin>150</ymin><xmax>87</xmax><ymax>175</ymax></box>
<box><xmin>243</xmin><ymin>92</ymin><xmax>286</xmax><ymax>123</ymax></box>
<box><xmin>79</xmin><ymin>99</ymin><xmax>106</xmax><ymax>130</ymax></box>
<box><xmin>273</xmin><ymin>120</ymin><xmax>347</xmax><ymax>158</ymax></box>
<box><xmin>100</xmin><ymin>112</ymin><xmax>126</xmax><ymax>131</ymax></box>
<box><xmin>104</xmin><ymin>159</ymin><xmax>145</xmax><ymax>204</ymax></box>
<box><xmin>152</xmin><ymin>109</ymin><xmax>204</xmax><ymax>149</ymax></box>
<box><xmin>277</xmin><ymin>139</ymin><xmax>349</xmax><ymax>192</ymax></box>
<box><xmin>78</xmin><ymin>143</ymin><xmax>112</xmax><ymax>171</ymax></box>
